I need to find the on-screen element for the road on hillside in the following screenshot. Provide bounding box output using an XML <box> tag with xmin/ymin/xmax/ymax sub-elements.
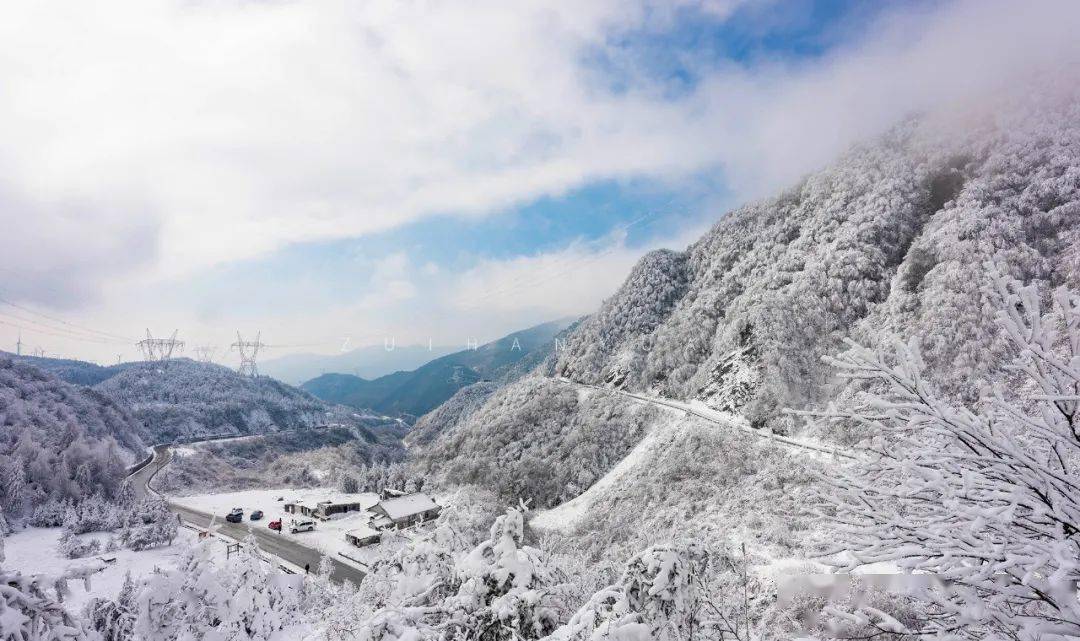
<box><xmin>554</xmin><ymin>377</ymin><xmax>856</xmax><ymax>461</ymax></box>
<box><xmin>128</xmin><ymin>444</ymin><xmax>367</xmax><ymax>586</ymax></box>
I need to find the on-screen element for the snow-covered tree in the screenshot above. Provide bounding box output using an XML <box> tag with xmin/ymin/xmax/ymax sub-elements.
<box><xmin>806</xmin><ymin>267</ymin><xmax>1080</xmax><ymax>638</ymax></box>
<box><xmin>121</xmin><ymin>499</ymin><xmax>177</xmax><ymax>552</ymax></box>
<box><xmin>0</xmin><ymin>571</ymin><xmax>94</xmax><ymax>641</ymax></box>
<box><xmin>215</xmin><ymin>534</ymin><xmax>304</xmax><ymax>641</ymax></box>
<box><xmin>84</xmin><ymin>572</ymin><xmax>137</xmax><ymax>641</ymax></box>
<box><xmin>546</xmin><ymin>543</ymin><xmax>706</xmax><ymax>641</ymax></box>
<box><xmin>309</xmin><ymin>508</ymin><xmax>565</xmax><ymax>641</ymax></box>
<box><xmin>135</xmin><ymin>534</ymin><xmax>304</xmax><ymax>641</ymax></box>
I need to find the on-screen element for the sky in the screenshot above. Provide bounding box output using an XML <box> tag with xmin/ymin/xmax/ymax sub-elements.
<box><xmin>0</xmin><ymin>0</ymin><xmax>1078</xmax><ymax>366</ymax></box>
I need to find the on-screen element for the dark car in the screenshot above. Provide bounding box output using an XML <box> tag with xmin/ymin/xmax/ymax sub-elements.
<box><xmin>268</xmin><ymin>520</ymin><xmax>282</xmax><ymax>531</ymax></box>
<box><xmin>250</xmin><ymin>510</ymin><xmax>264</xmax><ymax>521</ymax></box>
<box><xmin>225</xmin><ymin>512</ymin><xmax>243</xmax><ymax>523</ymax></box>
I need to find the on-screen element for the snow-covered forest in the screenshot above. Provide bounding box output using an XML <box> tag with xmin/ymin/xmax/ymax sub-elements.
<box><xmin>0</xmin><ymin>358</ymin><xmax>142</xmax><ymax>518</ymax></box>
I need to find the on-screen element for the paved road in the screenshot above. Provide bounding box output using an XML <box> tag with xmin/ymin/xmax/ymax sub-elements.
<box><xmin>129</xmin><ymin>444</ymin><xmax>367</xmax><ymax>586</ymax></box>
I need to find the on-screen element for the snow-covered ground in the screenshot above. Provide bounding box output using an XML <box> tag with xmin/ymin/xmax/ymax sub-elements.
<box><xmin>3</xmin><ymin>526</ymin><xmax>201</xmax><ymax>613</ymax></box>
<box><xmin>172</xmin><ymin>487</ymin><xmax>391</xmax><ymax>564</ymax></box>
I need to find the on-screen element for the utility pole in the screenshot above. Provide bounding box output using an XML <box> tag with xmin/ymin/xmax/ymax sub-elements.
<box><xmin>231</xmin><ymin>332</ymin><xmax>265</xmax><ymax>377</ymax></box>
<box><xmin>136</xmin><ymin>329</ymin><xmax>185</xmax><ymax>362</ymax></box>
<box><xmin>15</xmin><ymin>333</ymin><xmax>22</xmax><ymax>356</ymax></box>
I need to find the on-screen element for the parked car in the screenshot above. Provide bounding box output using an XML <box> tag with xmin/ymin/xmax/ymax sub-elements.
<box><xmin>268</xmin><ymin>520</ymin><xmax>282</xmax><ymax>531</ymax></box>
<box><xmin>225</xmin><ymin>512</ymin><xmax>243</xmax><ymax>523</ymax></box>
<box><xmin>289</xmin><ymin>520</ymin><xmax>315</xmax><ymax>534</ymax></box>
<box><xmin>250</xmin><ymin>510</ymin><xmax>264</xmax><ymax>521</ymax></box>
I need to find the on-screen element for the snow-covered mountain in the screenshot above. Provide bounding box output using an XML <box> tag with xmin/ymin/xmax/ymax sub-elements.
<box><xmin>6</xmin><ymin>353</ymin><xmax>395</xmax><ymax>445</ymax></box>
<box><xmin>303</xmin><ymin>318</ymin><xmax>577</xmax><ymax>418</ymax></box>
<box><xmin>552</xmin><ymin>91</ymin><xmax>1080</xmax><ymax>434</ymax></box>
<box><xmin>417</xmin><ymin>89</ymin><xmax>1080</xmax><ymax>552</ymax></box>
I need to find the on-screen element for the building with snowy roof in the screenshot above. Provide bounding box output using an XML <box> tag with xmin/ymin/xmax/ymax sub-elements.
<box><xmin>369</xmin><ymin>492</ymin><xmax>441</xmax><ymax>528</ymax></box>
<box><xmin>344</xmin><ymin>525</ymin><xmax>382</xmax><ymax>547</ymax></box>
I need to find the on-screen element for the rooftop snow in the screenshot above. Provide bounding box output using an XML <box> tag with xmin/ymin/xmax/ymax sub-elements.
<box><xmin>377</xmin><ymin>493</ymin><xmax>439</xmax><ymax>520</ymax></box>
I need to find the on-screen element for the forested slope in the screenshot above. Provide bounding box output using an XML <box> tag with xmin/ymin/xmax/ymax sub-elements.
<box><xmin>93</xmin><ymin>359</ymin><xmax>340</xmax><ymax>443</ymax></box>
<box><xmin>0</xmin><ymin>357</ymin><xmax>143</xmax><ymax>517</ymax></box>
<box><xmin>554</xmin><ymin>92</ymin><xmax>1080</xmax><ymax>433</ymax></box>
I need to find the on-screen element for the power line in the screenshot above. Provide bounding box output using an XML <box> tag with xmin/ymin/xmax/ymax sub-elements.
<box><xmin>0</xmin><ymin>309</ymin><xmax>131</xmax><ymax>345</ymax></box>
<box><xmin>0</xmin><ymin>294</ymin><xmax>135</xmax><ymax>342</ymax></box>
<box><xmin>0</xmin><ymin>317</ymin><xmax>125</xmax><ymax>346</ymax></box>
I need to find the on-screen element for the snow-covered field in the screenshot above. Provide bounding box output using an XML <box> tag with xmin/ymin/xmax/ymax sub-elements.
<box><xmin>3</xmin><ymin>526</ymin><xmax>201</xmax><ymax>613</ymax></box>
<box><xmin>172</xmin><ymin>487</ymin><xmax>391</xmax><ymax>563</ymax></box>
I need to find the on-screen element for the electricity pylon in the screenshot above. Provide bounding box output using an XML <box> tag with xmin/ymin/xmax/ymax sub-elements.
<box><xmin>231</xmin><ymin>331</ymin><xmax>265</xmax><ymax>377</ymax></box>
<box><xmin>136</xmin><ymin>329</ymin><xmax>185</xmax><ymax>362</ymax></box>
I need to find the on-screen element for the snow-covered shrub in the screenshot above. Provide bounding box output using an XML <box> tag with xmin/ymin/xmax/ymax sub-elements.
<box><xmin>310</xmin><ymin>508</ymin><xmax>566</xmax><ymax>641</ymax></box>
<box><xmin>28</xmin><ymin>499</ymin><xmax>72</xmax><ymax>528</ymax></box>
<box><xmin>57</xmin><ymin>529</ymin><xmax>101</xmax><ymax>560</ymax></box>
<box><xmin>806</xmin><ymin>267</ymin><xmax>1080</xmax><ymax>638</ymax></box>
<box><xmin>547</xmin><ymin>543</ymin><xmax>706</xmax><ymax>641</ymax></box>
<box><xmin>0</xmin><ymin>570</ymin><xmax>95</xmax><ymax>640</ymax></box>
<box><xmin>135</xmin><ymin>534</ymin><xmax>305</xmax><ymax>641</ymax></box>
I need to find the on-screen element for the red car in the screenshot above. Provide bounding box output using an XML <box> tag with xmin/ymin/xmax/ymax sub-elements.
<box><xmin>268</xmin><ymin>520</ymin><xmax>282</xmax><ymax>531</ymax></box>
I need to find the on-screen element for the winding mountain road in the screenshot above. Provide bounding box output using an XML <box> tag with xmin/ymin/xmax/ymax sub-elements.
<box><xmin>554</xmin><ymin>377</ymin><xmax>856</xmax><ymax>461</ymax></box>
<box><xmin>128</xmin><ymin>443</ymin><xmax>367</xmax><ymax>586</ymax></box>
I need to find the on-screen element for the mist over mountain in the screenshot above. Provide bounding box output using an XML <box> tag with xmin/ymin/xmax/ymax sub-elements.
<box><xmin>259</xmin><ymin>343</ymin><xmax>458</xmax><ymax>385</ymax></box>
<box><xmin>302</xmin><ymin>318</ymin><xmax>576</xmax><ymax>417</ymax></box>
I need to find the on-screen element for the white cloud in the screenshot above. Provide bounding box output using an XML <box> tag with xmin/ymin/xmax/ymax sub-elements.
<box><xmin>2</xmin><ymin>0</ymin><xmax>1080</xmax><ymax>362</ymax></box>
<box><xmin>0</xmin><ymin>0</ymin><xmax>746</xmax><ymax>303</ymax></box>
<box><xmin>449</xmin><ymin>218</ymin><xmax>707</xmax><ymax>316</ymax></box>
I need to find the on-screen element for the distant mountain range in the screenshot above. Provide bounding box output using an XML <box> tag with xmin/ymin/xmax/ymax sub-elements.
<box><xmin>259</xmin><ymin>343</ymin><xmax>459</xmax><ymax>384</ymax></box>
<box><xmin>301</xmin><ymin>318</ymin><xmax>577</xmax><ymax>418</ymax></box>
<box><xmin>0</xmin><ymin>352</ymin><xmax>402</xmax><ymax>444</ymax></box>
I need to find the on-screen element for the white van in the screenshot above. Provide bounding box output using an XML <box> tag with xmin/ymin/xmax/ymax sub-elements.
<box><xmin>290</xmin><ymin>519</ymin><xmax>316</xmax><ymax>533</ymax></box>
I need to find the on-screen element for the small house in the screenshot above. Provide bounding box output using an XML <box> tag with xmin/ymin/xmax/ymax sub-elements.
<box><xmin>345</xmin><ymin>526</ymin><xmax>382</xmax><ymax>548</ymax></box>
<box><xmin>285</xmin><ymin>497</ymin><xmax>366</xmax><ymax>520</ymax></box>
<box><xmin>369</xmin><ymin>493</ymin><xmax>441</xmax><ymax>529</ymax></box>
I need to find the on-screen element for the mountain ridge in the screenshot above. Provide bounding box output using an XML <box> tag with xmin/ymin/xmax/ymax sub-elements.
<box><xmin>302</xmin><ymin>318</ymin><xmax>576</xmax><ymax>417</ymax></box>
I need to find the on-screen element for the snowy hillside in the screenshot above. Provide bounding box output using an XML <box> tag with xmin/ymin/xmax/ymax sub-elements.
<box><xmin>92</xmin><ymin>358</ymin><xmax>355</xmax><ymax>443</ymax></box>
<box><xmin>551</xmin><ymin>91</ymin><xmax>1080</xmax><ymax>434</ymax></box>
<box><xmin>0</xmin><ymin>357</ymin><xmax>143</xmax><ymax>517</ymax></box>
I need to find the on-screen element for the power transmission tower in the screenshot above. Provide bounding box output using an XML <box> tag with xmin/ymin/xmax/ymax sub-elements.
<box><xmin>231</xmin><ymin>331</ymin><xmax>265</xmax><ymax>377</ymax></box>
<box><xmin>136</xmin><ymin>329</ymin><xmax>185</xmax><ymax>362</ymax></box>
<box><xmin>15</xmin><ymin>333</ymin><xmax>22</xmax><ymax>356</ymax></box>
<box><xmin>193</xmin><ymin>345</ymin><xmax>217</xmax><ymax>363</ymax></box>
